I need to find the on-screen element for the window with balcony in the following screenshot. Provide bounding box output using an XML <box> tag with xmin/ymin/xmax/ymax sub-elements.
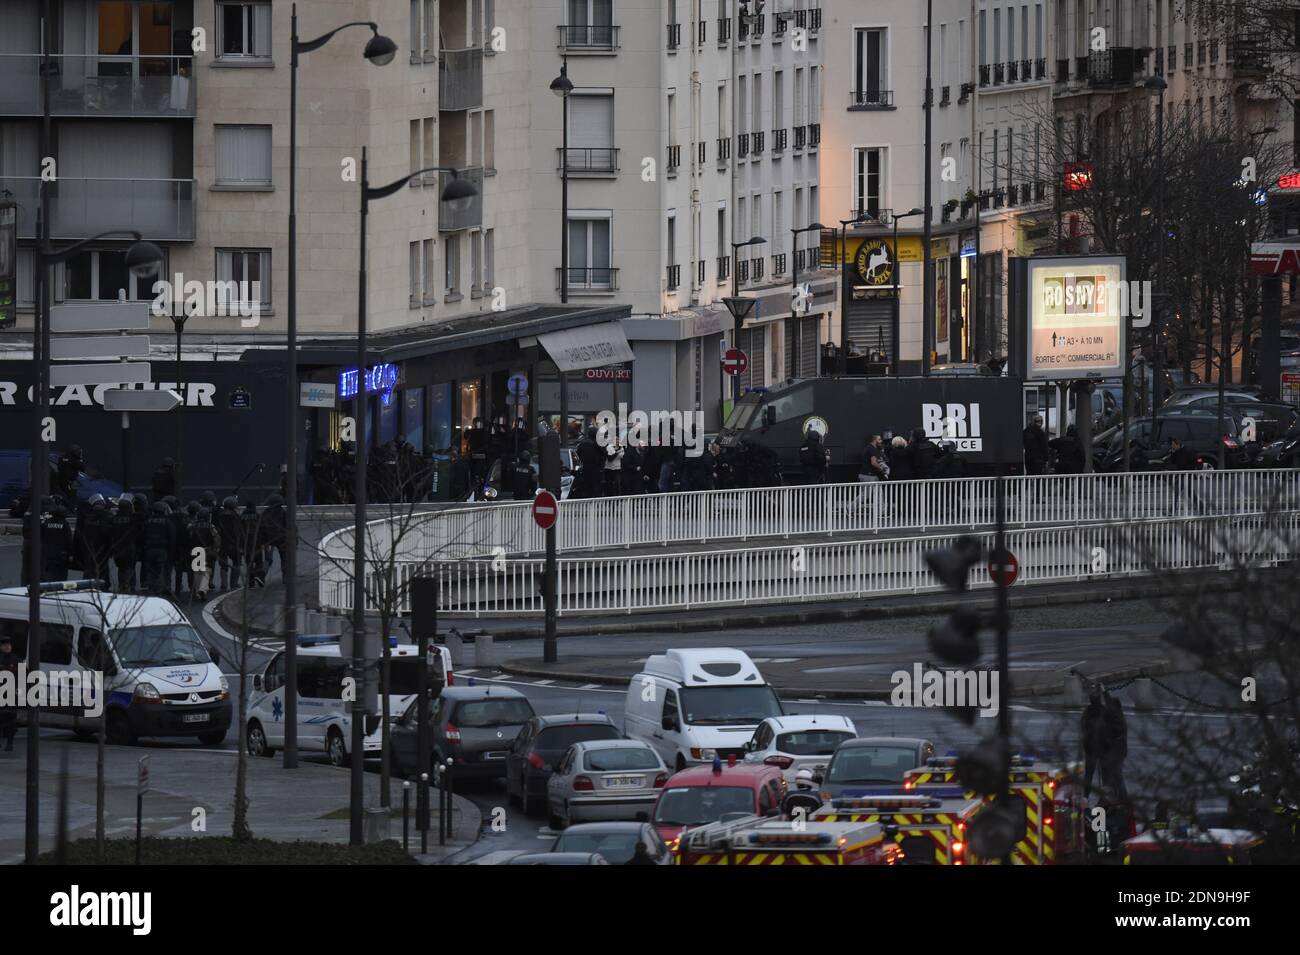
<box><xmin>216</xmin><ymin>249</ymin><xmax>271</xmax><ymax>312</ymax></box>
<box><xmin>562</xmin><ymin>0</ymin><xmax>616</xmax><ymax>50</ymax></box>
<box><xmin>217</xmin><ymin>2</ymin><xmax>272</xmax><ymax>60</ymax></box>
<box><xmin>444</xmin><ymin>233</ymin><xmax>461</xmax><ymax>300</ymax></box>
<box><xmin>854</xmin><ymin>147</ymin><xmax>884</xmax><ymax>219</ymax></box>
<box><xmin>853</xmin><ymin>28</ymin><xmax>889</xmax><ymax>109</ymax></box>
<box><xmin>564</xmin><ymin>92</ymin><xmax>616</xmax><ymax>173</ymax></box>
<box><xmin>214</xmin><ymin>124</ymin><xmax>272</xmax><ymax>189</ymax></box>
<box><xmin>567</xmin><ymin>216</ymin><xmax>613</xmax><ymax>289</ymax></box>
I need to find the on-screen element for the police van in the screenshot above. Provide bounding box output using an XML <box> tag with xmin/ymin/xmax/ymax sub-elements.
<box><xmin>0</xmin><ymin>581</ymin><xmax>231</xmax><ymax>745</ymax></box>
<box><xmin>245</xmin><ymin>639</ymin><xmax>452</xmax><ymax>766</ymax></box>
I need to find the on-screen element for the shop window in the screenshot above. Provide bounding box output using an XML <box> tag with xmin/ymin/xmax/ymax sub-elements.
<box><xmin>430</xmin><ymin>383</ymin><xmax>453</xmax><ymax>451</ymax></box>
<box><xmin>403</xmin><ymin>387</ymin><xmax>426</xmax><ymax>451</ymax></box>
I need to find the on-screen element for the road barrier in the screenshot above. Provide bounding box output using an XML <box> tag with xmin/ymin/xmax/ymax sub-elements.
<box><xmin>321</xmin><ymin>512</ymin><xmax>1299</xmax><ymax>617</ymax></box>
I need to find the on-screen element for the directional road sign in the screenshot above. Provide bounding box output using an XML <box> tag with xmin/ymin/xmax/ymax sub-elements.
<box><xmin>49</xmin><ymin>362</ymin><xmax>151</xmax><ymax>388</ymax></box>
<box><xmin>532</xmin><ymin>489</ymin><xmax>559</xmax><ymax>530</ymax></box>
<box><xmin>721</xmin><ymin>348</ymin><xmax>748</xmax><ymax>377</ymax></box>
<box><xmin>103</xmin><ymin>389</ymin><xmax>182</xmax><ymax>413</ymax></box>
<box><xmin>50</xmin><ymin>334</ymin><xmax>151</xmax><ymax>361</ymax></box>
<box><xmin>50</xmin><ymin>302</ymin><xmax>152</xmax><ymax>333</ymax></box>
<box><xmin>507</xmin><ymin>373</ymin><xmax>529</xmax><ymax>396</ymax></box>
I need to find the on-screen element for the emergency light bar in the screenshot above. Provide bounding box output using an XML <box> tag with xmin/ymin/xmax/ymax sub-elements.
<box><xmin>38</xmin><ymin>579</ymin><xmax>108</xmax><ymax>594</ymax></box>
<box><xmin>835</xmin><ymin>796</ymin><xmax>942</xmax><ymax>810</ymax></box>
<box><xmin>748</xmin><ymin>832</ymin><xmax>833</xmax><ymax>846</ymax></box>
<box><xmin>894</xmin><ymin>785</ymin><xmax>968</xmax><ymax>799</ymax></box>
<box><xmin>296</xmin><ymin>634</ymin><xmax>341</xmax><ymax>647</ymax></box>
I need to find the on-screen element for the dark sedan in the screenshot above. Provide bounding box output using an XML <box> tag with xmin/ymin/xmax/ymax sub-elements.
<box><xmin>391</xmin><ymin>684</ymin><xmax>536</xmax><ymax>780</ymax></box>
<box><xmin>506</xmin><ymin>713</ymin><xmax>622</xmax><ymax>815</ymax></box>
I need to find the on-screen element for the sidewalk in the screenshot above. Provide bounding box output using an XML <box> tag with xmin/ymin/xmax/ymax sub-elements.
<box><xmin>220</xmin><ymin>571</ymin><xmax>1236</xmax><ymax>643</ymax></box>
<box><xmin>0</xmin><ymin>734</ymin><xmax>479</xmax><ymax>864</ymax></box>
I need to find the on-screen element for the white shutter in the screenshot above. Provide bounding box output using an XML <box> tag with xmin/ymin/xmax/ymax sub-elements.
<box><xmin>568</xmin><ymin>94</ymin><xmax>613</xmax><ymax>148</ymax></box>
<box><xmin>252</xmin><ymin>3</ymin><xmax>272</xmax><ymax>56</ymax></box>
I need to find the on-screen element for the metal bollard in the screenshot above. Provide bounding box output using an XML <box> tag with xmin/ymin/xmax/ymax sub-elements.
<box><xmin>445</xmin><ymin>759</ymin><xmax>456</xmax><ymax>843</ymax></box>
<box><xmin>420</xmin><ymin>773</ymin><xmax>429</xmax><ymax>855</ymax></box>
<box><xmin>474</xmin><ymin>632</ymin><xmax>496</xmax><ymax>668</ymax></box>
<box><xmin>403</xmin><ymin>780</ymin><xmax>411</xmax><ymax>852</ymax></box>
<box><xmin>1063</xmin><ymin>673</ymin><xmax>1085</xmax><ymax>707</ymax></box>
<box><xmin>1133</xmin><ymin>677</ymin><xmax>1155</xmax><ymax>711</ymax></box>
<box><xmin>437</xmin><ymin>764</ymin><xmax>446</xmax><ymax>846</ymax></box>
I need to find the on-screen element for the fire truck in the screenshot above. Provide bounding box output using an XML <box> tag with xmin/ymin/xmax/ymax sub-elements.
<box><xmin>676</xmin><ymin>815</ymin><xmax>903</xmax><ymax>866</ymax></box>
<box><xmin>811</xmin><ymin>790</ymin><xmax>985</xmax><ymax>865</ymax></box>
<box><xmin>902</xmin><ymin>755</ymin><xmax>1087</xmax><ymax>865</ymax></box>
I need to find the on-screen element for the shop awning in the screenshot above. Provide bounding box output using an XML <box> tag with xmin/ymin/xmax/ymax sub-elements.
<box><xmin>537</xmin><ymin>321</ymin><xmax>635</xmax><ymax>372</ymax></box>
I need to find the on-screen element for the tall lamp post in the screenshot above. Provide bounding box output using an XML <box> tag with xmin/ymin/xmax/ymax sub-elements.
<box><xmin>287</xmin><ymin>6</ymin><xmax>395</xmax><ymax>770</ymax></box>
<box><xmin>893</xmin><ymin>208</ymin><xmax>924</xmax><ymax>370</ymax></box>
<box><xmin>723</xmin><ymin>235</ymin><xmax>766</xmax><ymax>407</ymax></box>
<box><xmin>921</xmin><ymin>0</ymin><xmax>936</xmax><ymax>376</ymax></box>
<box><xmin>1145</xmin><ymin>74</ymin><xmax>1167</xmax><ymax>436</ymax></box>
<box><xmin>25</xmin><ymin>231</ymin><xmax>161</xmax><ymax>864</ymax></box>
<box><xmin>349</xmin><ymin>151</ymin><xmax>477</xmax><ymax>845</ymax></box>
<box><xmin>551</xmin><ymin>59</ymin><xmax>573</xmax><ymax>443</ymax></box>
<box><xmin>790</xmin><ymin>222</ymin><xmax>825</xmax><ymax>379</ymax></box>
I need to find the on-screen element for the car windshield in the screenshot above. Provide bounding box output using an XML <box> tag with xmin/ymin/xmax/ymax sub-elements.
<box><xmin>452</xmin><ymin>698</ymin><xmax>535</xmax><ymax>727</ymax></box>
<box><xmin>654</xmin><ymin>786</ymin><xmax>755</xmax><ymax>826</ymax></box>
<box><xmin>776</xmin><ymin>730</ymin><xmax>855</xmax><ymax>756</ymax></box>
<box><xmin>826</xmin><ymin>746</ymin><xmax>919</xmax><ymax>784</ymax></box>
<box><xmin>552</xmin><ymin>831</ymin><xmax>641</xmax><ymax>864</ymax></box>
<box><xmin>585</xmin><ymin>747</ymin><xmax>661</xmax><ymax>772</ymax></box>
<box><xmin>723</xmin><ymin>399</ymin><xmax>760</xmax><ymax>433</ymax></box>
<box><xmin>535</xmin><ymin>724</ymin><xmax>621</xmax><ymax>752</ymax></box>
<box><xmin>112</xmin><ymin>624</ymin><xmax>211</xmax><ymax>668</ymax></box>
<box><xmin>679</xmin><ymin>686</ymin><xmax>784</xmax><ymax>725</ymax></box>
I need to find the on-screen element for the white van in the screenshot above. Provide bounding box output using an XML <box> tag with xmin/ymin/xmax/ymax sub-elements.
<box><xmin>623</xmin><ymin>648</ymin><xmax>786</xmax><ymax>772</ymax></box>
<box><xmin>245</xmin><ymin>639</ymin><xmax>453</xmax><ymax>767</ymax></box>
<box><xmin>0</xmin><ymin>582</ymin><xmax>231</xmax><ymax>745</ymax></box>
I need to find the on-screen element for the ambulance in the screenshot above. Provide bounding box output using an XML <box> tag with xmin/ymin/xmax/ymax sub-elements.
<box><xmin>902</xmin><ymin>754</ymin><xmax>1087</xmax><ymax>865</ymax></box>
<box><xmin>812</xmin><ymin>790</ymin><xmax>985</xmax><ymax>865</ymax></box>
<box><xmin>676</xmin><ymin>815</ymin><xmax>903</xmax><ymax>866</ymax></box>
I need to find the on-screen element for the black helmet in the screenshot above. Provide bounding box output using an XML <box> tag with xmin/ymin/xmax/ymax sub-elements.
<box><xmin>162</xmin><ymin>457</ymin><xmax>174</xmax><ymax>468</ymax></box>
<box><xmin>163</xmin><ymin>495</ymin><xmax>178</xmax><ymax>507</ymax></box>
<box><xmin>133</xmin><ymin>492</ymin><xmax>148</xmax><ymax>509</ymax></box>
<box><xmin>116</xmin><ymin>497</ymin><xmax>133</xmax><ymax>515</ymax></box>
<box><xmin>151</xmin><ymin>501</ymin><xmax>168</xmax><ymax>515</ymax></box>
<box><xmin>222</xmin><ymin>495</ymin><xmax>238</xmax><ymax>510</ymax></box>
<box><xmin>89</xmin><ymin>493</ymin><xmax>106</xmax><ymax>508</ymax></box>
<box><xmin>186</xmin><ymin>500</ymin><xmax>201</xmax><ymax>516</ymax></box>
<box><xmin>200</xmin><ymin>490</ymin><xmax>217</xmax><ymax>507</ymax></box>
<box><xmin>265</xmin><ymin>493</ymin><xmax>284</xmax><ymax>507</ymax></box>
<box><xmin>69</xmin><ymin>444</ymin><xmax>83</xmax><ymax>457</ymax></box>
<box><xmin>197</xmin><ymin>507</ymin><xmax>212</xmax><ymax>522</ymax></box>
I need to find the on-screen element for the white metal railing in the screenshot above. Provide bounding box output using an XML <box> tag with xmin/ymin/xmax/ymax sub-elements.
<box><xmin>317</xmin><ymin>470</ymin><xmax>1300</xmax><ymax>585</ymax></box>
<box><xmin>323</xmin><ymin>513</ymin><xmax>1300</xmax><ymax>616</ymax></box>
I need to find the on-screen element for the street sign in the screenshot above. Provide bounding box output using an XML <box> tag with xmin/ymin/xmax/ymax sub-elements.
<box><xmin>103</xmin><ymin>388</ymin><xmax>182</xmax><ymax>413</ymax></box>
<box><xmin>1024</xmin><ymin>256</ymin><xmax>1126</xmax><ymax>382</ymax></box>
<box><xmin>722</xmin><ymin>348</ymin><xmax>748</xmax><ymax>377</ymax></box>
<box><xmin>300</xmin><ymin>381</ymin><xmax>336</xmax><ymax>408</ymax></box>
<box><xmin>229</xmin><ymin>386</ymin><xmax>252</xmax><ymax>410</ymax></box>
<box><xmin>532</xmin><ymin>489</ymin><xmax>558</xmax><ymax>530</ymax></box>
<box><xmin>50</xmin><ymin>334</ymin><xmax>151</xmax><ymax>361</ymax></box>
<box><xmin>988</xmin><ymin>549</ymin><xmax>1019</xmax><ymax>587</ymax></box>
<box><xmin>50</xmin><ymin>302</ymin><xmax>152</xmax><ymax>333</ymax></box>
<box><xmin>49</xmin><ymin>361</ymin><xmax>151</xmax><ymax>387</ymax></box>
<box><xmin>137</xmin><ymin>755</ymin><xmax>151</xmax><ymax>795</ymax></box>
<box><xmin>507</xmin><ymin>373</ymin><xmax>529</xmax><ymax>396</ymax></box>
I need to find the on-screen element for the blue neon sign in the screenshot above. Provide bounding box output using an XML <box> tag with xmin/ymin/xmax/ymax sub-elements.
<box><xmin>339</xmin><ymin>363</ymin><xmax>399</xmax><ymax>404</ymax></box>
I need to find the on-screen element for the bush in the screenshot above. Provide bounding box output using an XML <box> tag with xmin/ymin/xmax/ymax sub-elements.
<box><xmin>38</xmin><ymin>836</ymin><xmax>418</xmax><ymax>866</ymax></box>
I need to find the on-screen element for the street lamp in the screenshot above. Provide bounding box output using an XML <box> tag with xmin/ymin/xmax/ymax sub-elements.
<box><xmin>790</xmin><ymin>222</ymin><xmax>825</xmax><ymax>379</ymax></box>
<box><xmin>288</xmin><ymin>5</ymin><xmax>395</xmax><ymax>769</ymax></box>
<box><xmin>837</xmin><ymin>212</ymin><xmax>875</xmax><ymax>376</ymax></box>
<box><xmin>25</xmin><ymin>229</ymin><xmax>161</xmax><ymax>864</ymax></box>
<box><xmin>922</xmin><ymin>0</ymin><xmax>935</xmax><ymax>377</ymax></box>
<box><xmin>724</xmin><ymin>236</ymin><xmax>767</xmax><ymax>407</ymax></box>
<box><xmin>551</xmin><ymin>58</ymin><xmax>574</xmax><ymax>442</ymax></box>
<box><xmin>348</xmin><ymin>153</ymin><xmax>478</xmax><ymax>845</ymax></box>
<box><xmin>893</xmin><ymin>209</ymin><xmax>924</xmax><ymax>372</ymax></box>
<box><xmin>1145</xmin><ymin>74</ymin><xmax>1167</xmax><ymax>440</ymax></box>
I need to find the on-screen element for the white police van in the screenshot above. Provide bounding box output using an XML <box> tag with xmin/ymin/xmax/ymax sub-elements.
<box><xmin>0</xmin><ymin>581</ymin><xmax>231</xmax><ymax>745</ymax></box>
<box><xmin>245</xmin><ymin>638</ymin><xmax>452</xmax><ymax>766</ymax></box>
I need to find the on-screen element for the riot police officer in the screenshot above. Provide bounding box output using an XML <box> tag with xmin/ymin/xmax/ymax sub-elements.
<box><xmin>41</xmin><ymin>495</ymin><xmax>74</xmax><ymax>582</ymax></box>
<box><xmin>81</xmin><ymin>493</ymin><xmax>114</xmax><ymax>583</ymax></box>
<box><xmin>216</xmin><ymin>496</ymin><xmax>242</xmax><ymax>590</ymax></box>
<box><xmin>110</xmin><ymin>496</ymin><xmax>138</xmax><ymax>592</ymax></box>
<box><xmin>143</xmin><ymin>501</ymin><xmax>176</xmax><ymax>594</ymax></box>
<box><xmin>239</xmin><ymin>500</ymin><xmax>265</xmax><ymax>587</ymax></box>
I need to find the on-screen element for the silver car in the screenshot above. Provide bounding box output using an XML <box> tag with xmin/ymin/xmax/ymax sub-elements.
<box><xmin>547</xmin><ymin>739</ymin><xmax>668</xmax><ymax>829</ymax></box>
<box><xmin>549</xmin><ymin>822</ymin><xmax>673</xmax><ymax>865</ymax></box>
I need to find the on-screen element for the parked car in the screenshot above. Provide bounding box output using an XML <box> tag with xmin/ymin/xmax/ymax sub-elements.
<box><xmin>816</xmin><ymin>737</ymin><xmax>936</xmax><ymax>803</ymax></box>
<box><xmin>506</xmin><ymin>713</ymin><xmax>623</xmax><ymax>815</ymax></box>
<box><xmin>547</xmin><ymin>739</ymin><xmax>669</xmax><ymax>829</ymax></box>
<box><xmin>505</xmin><ymin>852</ymin><xmax>609</xmax><ymax>865</ymax></box>
<box><xmin>390</xmin><ymin>684</ymin><xmax>536</xmax><ymax>780</ymax></box>
<box><xmin>1095</xmin><ymin>412</ymin><xmax>1248</xmax><ymax>471</ymax></box>
<box><xmin>650</xmin><ymin>760</ymin><xmax>787</xmax><ymax>847</ymax></box>
<box><xmin>548</xmin><ymin>821</ymin><xmax>673</xmax><ymax>865</ymax></box>
<box><xmin>741</xmin><ymin>714</ymin><xmax>857</xmax><ymax>785</ymax></box>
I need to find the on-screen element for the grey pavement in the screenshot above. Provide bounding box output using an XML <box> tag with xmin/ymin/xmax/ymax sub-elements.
<box><xmin>0</xmin><ymin>731</ymin><xmax>480</xmax><ymax>864</ymax></box>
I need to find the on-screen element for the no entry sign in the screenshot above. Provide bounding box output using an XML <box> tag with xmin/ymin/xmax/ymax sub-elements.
<box><xmin>722</xmin><ymin>348</ymin><xmax>748</xmax><ymax>377</ymax></box>
<box><xmin>532</xmin><ymin>490</ymin><xmax>558</xmax><ymax>530</ymax></box>
<box><xmin>988</xmin><ymin>549</ymin><xmax>1019</xmax><ymax>587</ymax></box>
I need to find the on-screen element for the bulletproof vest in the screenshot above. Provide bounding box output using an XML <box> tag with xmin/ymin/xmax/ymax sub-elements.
<box><xmin>144</xmin><ymin>515</ymin><xmax>173</xmax><ymax>551</ymax></box>
<box><xmin>41</xmin><ymin>510</ymin><xmax>70</xmax><ymax>557</ymax></box>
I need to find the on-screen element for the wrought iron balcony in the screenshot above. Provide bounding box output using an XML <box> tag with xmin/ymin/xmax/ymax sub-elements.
<box><xmin>849</xmin><ymin>89</ymin><xmax>894</xmax><ymax>109</ymax></box>
<box><xmin>556</xmin><ymin>24</ymin><xmax>620</xmax><ymax>51</ymax></box>
<box><xmin>717</xmin><ymin>18</ymin><xmax>731</xmax><ymax>43</ymax></box>
<box><xmin>737</xmin><ymin>132</ymin><xmax>750</xmax><ymax>158</ymax></box>
<box><xmin>979</xmin><ymin>64</ymin><xmax>991</xmax><ymax>86</ymax></box>
<box><xmin>771</xmin><ymin>253</ymin><xmax>786</xmax><ymax>276</ymax></box>
<box><xmin>667</xmin><ymin>23</ymin><xmax>681</xmax><ymax>50</ymax></box>
<box><xmin>939</xmin><ymin>85</ymin><xmax>950</xmax><ymax>106</ymax></box>
<box><xmin>667</xmin><ymin>144</ymin><xmax>681</xmax><ymax>172</ymax></box>
<box><xmin>717</xmin><ymin>136</ymin><xmax>731</xmax><ymax>161</ymax></box>
<box><xmin>666</xmin><ymin>264</ymin><xmax>681</xmax><ymax>290</ymax></box>
<box><xmin>752</xmin><ymin>130</ymin><xmax>765</xmax><ymax>155</ymax></box>
<box><xmin>794</xmin><ymin>125</ymin><xmax>807</xmax><ymax>149</ymax></box>
<box><xmin>718</xmin><ymin>255</ymin><xmax>731</xmax><ymax>281</ymax></box>
<box><xmin>557</xmin><ymin>267</ymin><xmax>618</xmax><ymax>291</ymax></box>
<box><xmin>772</xmin><ymin>128</ymin><xmax>787</xmax><ymax>152</ymax></box>
<box><xmin>959</xmin><ymin>82</ymin><xmax>975</xmax><ymax>103</ymax></box>
<box><xmin>558</xmin><ymin>147</ymin><xmax>619</xmax><ymax>174</ymax></box>
<box><xmin>0</xmin><ymin>54</ymin><xmax>195</xmax><ymax>117</ymax></box>
<box><xmin>993</xmin><ymin>62</ymin><xmax>1005</xmax><ymax>84</ymax></box>
<box><xmin>1036</xmin><ymin>57</ymin><xmax>1047</xmax><ymax>79</ymax></box>
<box><xmin>1088</xmin><ymin>47</ymin><xmax>1139</xmax><ymax>86</ymax></box>
<box><xmin>1007</xmin><ymin>60</ymin><xmax>1018</xmax><ymax>82</ymax></box>
<box><xmin>808</xmin><ymin>123</ymin><xmax>820</xmax><ymax>147</ymax></box>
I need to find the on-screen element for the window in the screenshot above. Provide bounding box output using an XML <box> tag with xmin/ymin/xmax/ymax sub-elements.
<box><xmin>484</xmin><ymin>109</ymin><xmax>495</xmax><ymax>172</ymax></box>
<box><xmin>470</xmin><ymin>231</ymin><xmax>482</xmax><ymax>298</ymax></box>
<box><xmin>423</xmin><ymin>0</ymin><xmax>435</xmax><ymax>57</ymax></box>
<box><xmin>410</xmin><ymin>0</ymin><xmax>420</xmax><ymax>58</ymax></box>
<box><xmin>854</xmin><ymin>147</ymin><xmax>884</xmax><ymax>218</ymax></box>
<box><xmin>216</xmin><ymin>249</ymin><xmax>271</xmax><ymax>311</ymax></box>
<box><xmin>667</xmin><ymin>214</ymin><xmax>676</xmax><ymax>268</ymax></box>
<box><xmin>738</xmin><ymin>74</ymin><xmax>748</xmax><ymax>134</ymax></box>
<box><xmin>409</xmin><ymin>241</ymin><xmax>420</xmax><ymax>306</ymax></box>
<box><xmin>60</xmin><ymin>249</ymin><xmax>161</xmax><ymax>302</ymax></box>
<box><xmin>214</xmin><ymin>125</ymin><xmax>272</xmax><ymax>188</ymax></box>
<box><xmin>484</xmin><ymin>228</ymin><xmax>495</xmax><ymax>290</ymax></box>
<box><xmin>409</xmin><ymin>120</ymin><xmax>421</xmax><ymax>177</ymax></box>
<box><xmin>217</xmin><ymin>2</ymin><xmax>271</xmax><ymax>59</ymax></box>
<box><xmin>1008</xmin><ymin>6</ymin><xmax>1015</xmax><ymax>63</ymax></box>
<box><xmin>979</xmin><ymin>9</ymin><xmax>987</xmax><ymax>65</ymax></box>
<box><xmin>994</xmin><ymin>8</ymin><xmax>1001</xmax><ymax>63</ymax></box>
<box><xmin>940</xmin><ymin>142</ymin><xmax>952</xmax><ymax>204</ymax></box>
<box><xmin>568</xmin><ymin>216</ymin><xmax>612</xmax><ymax>288</ymax></box>
<box><xmin>717</xmin><ymin>205</ymin><xmax>726</xmax><ymax>272</ymax></box>
<box><xmin>794</xmin><ymin>187</ymin><xmax>804</xmax><ymax>236</ymax></box>
<box><xmin>773</xmin><ymin>70</ymin><xmax>783</xmax><ymax>133</ymax></box>
<box><xmin>959</xmin><ymin>18</ymin><xmax>967</xmax><ymax>80</ymax></box>
<box><xmin>718</xmin><ymin>81</ymin><xmax>728</xmax><ymax>137</ymax></box>
<box><xmin>752</xmin><ymin>73</ymin><xmax>762</xmax><ymax>140</ymax></box>
<box><xmin>773</xmin><ymin>190</ymin><xmax>783</xmax><ymax>256</ymax></box>
<box><xmin>854</xmin><ymin>28</ymin><xmax>888</xmax><ymax>102</ymax></box>
<box><xmin>423</xmin><ymin>238</ymin><xmax>436</xmax><ymax>304</ymax></box>
<box><xmin>1035</xmin><ymin>3</ymin><xmax>1043</xmax><ymax>58</ymax></box>
<box><xmin>568</xmin><ymin>92</ymin><xmax>615</xmax><ymax>171</ymax></box>
<box><xmin>444</xmin><ymin>233</ymin><xmax>460</xmax><ymax>297</ymax></box>
<box><xmin>793</xmin><ymin>69</ymin><xmax>804</xmax><ymax>128</ymax></box>
<box><xmin>939</xmin><ymin>23</ymin><xmax>947</xmax><ymax>91</ymax></box>
<box><xmin>77</xmin><ymin>628</ymin><xmax>108</xmax><ymax>669</ymax></box>
<box><xmin>809</xmin><ymin>185</ymin><xmax>818</xmax><ymax>226</ymax></box>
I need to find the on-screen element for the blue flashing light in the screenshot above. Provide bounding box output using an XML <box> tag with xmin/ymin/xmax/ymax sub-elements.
<box><xmin>910</xmin><ymin>785</ymin><xmax>968</xmax><ymax>798</ymax></box>
<box><xmin>389</xmin><ymin>635</ymin><xmax>398</xmax><ymax>648</ymax></box>
<box><xmin>712</xmin><ymin>756</ymin><xmax>723</xmax><ymax>774</ymax></box>
<box><xmin>467</xmin><ymin>677</ymin><xmax>477</xmax><ymax>687</ymax></box>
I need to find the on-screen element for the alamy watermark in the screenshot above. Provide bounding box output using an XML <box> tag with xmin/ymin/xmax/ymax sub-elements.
<box><xmin>890</xmin><ymin>663</ymin><xmax>999</xmax><ymax>718</ymax></box>
<box><xmin>0</xmin><ymin>664</ymin><xmax>103</xmax><ymax>718</ymax></box>
<box><xmin>150</xmin><ymin>274</ymin><xmax>263</xmax><ymax>328</ymax></box>
<box><xmin>594</xmin><ymin>404</ymin><xmax>706</xmax><ymax>457</ymax></box>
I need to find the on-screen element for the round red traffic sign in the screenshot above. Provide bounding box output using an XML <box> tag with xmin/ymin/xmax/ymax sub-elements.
<box><xmin>532</xmin><ymin>489</ymin><xmax>559</xmax><ymax>530</ymax></box>
<box><xmin>988</xmin><ymin>549</ymin><xmax>1019</xmax><ymax>587</ymax></box>
<box><xmin>722</xmin><ymin>348</ymin><xmax>748</xmax><ymax>377</ymax></box>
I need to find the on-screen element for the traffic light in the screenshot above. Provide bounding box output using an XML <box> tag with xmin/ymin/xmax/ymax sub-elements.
<box><xmin>924</xmin><ymin>535</ymin><xmax>983</xmax><ymax>592</ymax></box>
<box><xmin>927</xmin><ymin>608</ymin><xmax>982</xmax><ymax>666</ymax></box>
<box><xmin>956</xmin><ymin>736</ymin><xmax>1011</xmax><ymax>796</ymax></box>
<box><xmin>969</xmin><ymin>793</ymin><xmax>1028</xmax><ymax>860</ymax></box>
